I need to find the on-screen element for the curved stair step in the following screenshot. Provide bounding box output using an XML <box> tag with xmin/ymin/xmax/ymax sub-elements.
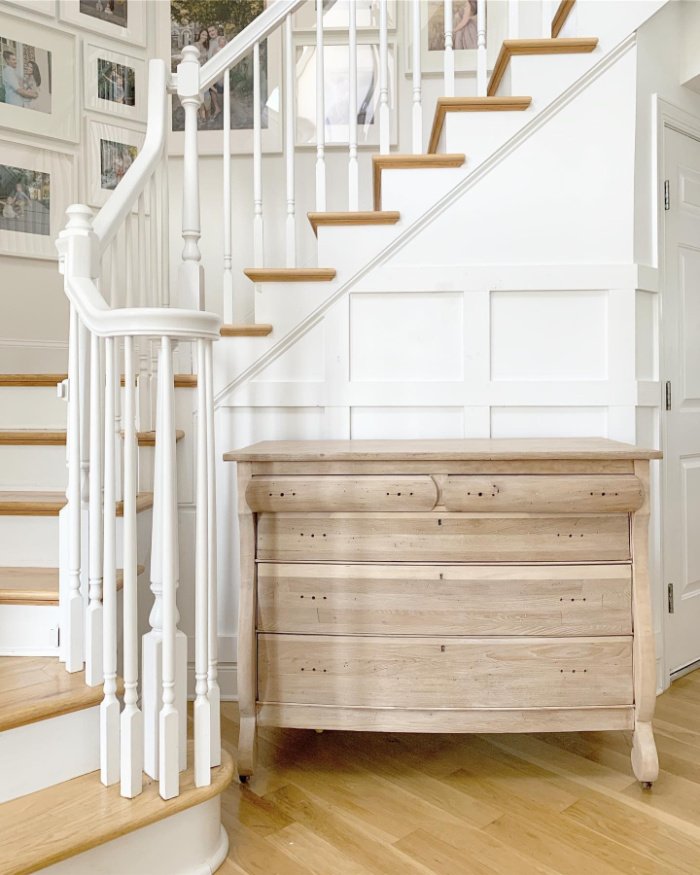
<box><xmin>0</xmin><ymin>491</ymin><xmax>154</xmax><ymax>517</ymax></box>
<box><xmin>0</xmin><ymin>430</ymin><xmax>184</xmax><ymax>446</ymax></box>
<box><xmin>0</xmin><ymin>566</ymin><xmax>145</xmax><ymax>606</ymax></box>
<box><xmin>220</xmin><ymin>324</ymin><xmax>273</xmax><ymax>337</ymax></box>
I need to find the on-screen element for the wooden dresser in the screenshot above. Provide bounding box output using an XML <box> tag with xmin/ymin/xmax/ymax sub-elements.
<box><xmin>225</xmin><ymin>439</ymin><xmax>662</xmax><ymax>786</ymax></box>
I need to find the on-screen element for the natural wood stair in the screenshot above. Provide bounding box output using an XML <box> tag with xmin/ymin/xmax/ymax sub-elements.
<box><xmin>552</xmin><ymin>0</ymin><xmax>576</xmax><ymax>37</ymax></box>
<box><xmin>428</xmin><ymin>96</ymin><xmax>532</xmax><ymax>154</ymax></box>
<box><xmin>372</xmin><ymin>154</ymin><xmax>467</xmax><ymax>210</ymax></box>
<box><xmin>0</xmin><ymin>566</ymin><xmax>145</xmax><ymax>606</ymax></box>
<box><xmin>307</xmin><ymin>211</ymin><xmax>401</xmax><ymax>236</ymax></box>
<box><xmin>220</xmin><ymin>324</ymin><xmax>273</xmax><ymax>337</ymax></box>
<box><xmin>243</xmin><ymin>268</ymin><xmax>336</xmax><ymax>282</ymax></box>
<box><xmin>0</xmin><ymin>375</ymin><xmax>66</xmax><ymax>388</ymax></box>
<box><xmin>488</xmin><ymin>37</ymin><xmax>599</xmax><ymax>96</ymax></box>
<box><xmin>0</xmin><ymin>491</ymin><xmax>154</xmax><ymax>516</ymax></box>
<box><xmin>0</xmin><ymin>430</ymin><xmax>184</xmax><ymax>446</ymax></box>
<box><xmin>0</xmin><ymin>746</ymin><xmax>233</xmax><ymax>875</ymax></box>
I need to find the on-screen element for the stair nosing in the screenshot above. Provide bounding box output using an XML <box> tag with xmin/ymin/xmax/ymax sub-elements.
<box><xmin>428</xmin><ymin>96</ymin><xmax>532</xmax><ymax>154</ymax></box>
<box><xmin>488</xmin><ymin>36</ymin><xmax>599</xmax><ymax>96</ymax></box>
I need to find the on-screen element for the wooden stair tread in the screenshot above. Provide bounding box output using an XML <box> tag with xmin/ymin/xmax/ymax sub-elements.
<box><xmin>243</xmin><ymin>268</ymin><xmax>336</xmax><ymax>282</ymax></box>
<box><xmin>0</xmin><ymin>491</ymin><xmax>154</xmax><ymax>517</ymax></box>
<box><xmin>0</xmin><ymin>566</ymin><xmax>145</xmax><ymax>605</ymax></box>
<box><xmin>488</xmin><ymin>37</ymin><xmax>598</xmax><ymax>96</ymax></box>
<box><xmin>0</xmin><ymin>747</ymin><xmax>234</xmax><ymax>875</ymax></box>
<box><xmin>428</xmin><ymin>96</ymin><xmax>532</xmax><ymax>153</ymax></box>
<box><xmin>120</xmin><ymin>374</ymin><xmax>197</xmax><ymax>388</ymax></box>
<box><xmin>220</xmin><ymin>323</ymin><xmax>273</xmax><ymax>337</ymax></box>
<box><xmin>0</xmin><ymin>375</ymin><xmax>65</xmax><ymax>388</ymax></box>
<box><xmin>307</xmin><ymin>211</ymin><xmax>400</xmax><ymax>236</ymax></box>
<box><xmin>0</xmin><ymin>430</ymin><xmax>184</xmax><ymax>446</ymax></box>
<box><xmin>372</xmin><ymin>153</ymin><xmax>466</xmax><ymax>210</ymax></box>
<box><xmin>552</xmin><ymin>0</ymin><xmax>576</xmax><ymax>37</ymax></box>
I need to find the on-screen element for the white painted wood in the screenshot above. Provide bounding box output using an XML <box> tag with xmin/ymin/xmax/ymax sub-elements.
<box><xmin>205</xmin><ymin>341</ymin><xmax>221</xmax><ymax>767</ymax></box>
<box><xmin>253</xmin><ymin>41</ymin><xmax>264</xmax><ymax>267</ymax></box>
<box><xmin>443</xmin><ymin>0</ymin><xmax>455</xmax><ymax>97</ymax></box>
<box><xmin>0</xmin><ymin>387</ymin><xmax>66</xmax><ymax>429</ymax></box>
<box><xmin>65</xmin><ymin>304</ymin><xmax>84</xmax><ymax>674</ymax></box>
<box><xmin>348</xmin><ymin>0</ymin><xmax>359</xmax><ymax>210</ymax></box>
<box><xmin>508</xmin><ymin>0</ymin><xmax>519</xmax><ymax>39</ymax></box>
<box><xmin>412</xmin><ymin>0</ymin><xmax>422</xmax><ymax>154</ymax></box>
<box><xmin>315</xmin><ymin>0</ymin><xmax>326</xmax><ymax>211</ymax></box>
<box><xmin>476</xmin><ymin>0</ymin><xmax>487</xmax><ymax>96</ymax></box>
<box><xmin>284</xmin><ymin>14</ymin><xmax>297</xmax><ymax>265</ymax></box>
<box><xmin>222</xmin><ymin>71</ymin><xmax>233</xmax><ymax>323</ymax></box>
<box><xmin>379</xmin><ymin>0</ymin><xmax>390</xmax><ymax>154</ymax></box>
<box><xmin>86</xmin><ymin>331</ymin><xmax>103</xmax><ymax>687</ymax></box>
<box><xmin>0</xmin><ymin>604</ymin><xmax>60</xmax><ymax>656</ymax></box>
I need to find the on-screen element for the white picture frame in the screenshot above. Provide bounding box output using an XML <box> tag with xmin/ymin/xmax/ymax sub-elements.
<box><xmin>0</xmin><ymin>137</ymin><xmax>75</xmax><ymax>260</ymax></box>
<box><xmin>2</xmin><ymin>0</ymin><xmax>57</xmax><ymax>16</ymax></box>
<box><xmin>83</xmin><ymin>40</ymin><xmax>146</xmax><ymax>122</ymax></box>
<box><xmin>295</xmin><ymin>40</ymin><xmax>398</xmax><ymax>148</ymax></box>
<box><xmin>0</xmin><ymin>13</ymin><xmax>78</xmax><ymax>142</ymax></box>
<box><xmin>293</xmin><ymin>0</ymin><xmax>397</xmax><ymax>32</ymax></box>
<box><xmin>86</xmin><ymin>117</ymin><xmax>145</xmax><ymax>208</ymax></box>
<box><xmin>59</xmin><ymin>0</ymin><xmax>147</xmax><ymax>48</ymax></box>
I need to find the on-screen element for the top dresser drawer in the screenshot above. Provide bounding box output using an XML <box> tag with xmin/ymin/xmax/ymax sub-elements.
<box><xmin>246</xmin><ymin>476</ymin><xmax>437</xmax><ymax>512</ymax></box>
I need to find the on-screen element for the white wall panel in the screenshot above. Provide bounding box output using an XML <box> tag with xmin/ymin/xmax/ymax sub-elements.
<box><xmin>350</xmin><ymin>407</ymin><xmax>464</xmax><ymax>439</ymax></box>
<box><xmin>491</xmin><ymin>406</ymin><xmax>608</xmax><ymax>438</ymax></box>
<box><xmin>253</xmin><ymin>324</ymin><xmax>325</xmax><ymax>383</ymax></box>
<box><xmin>635</xmin><ymin>290</ymin><xmax>658</xmax><ymax>381</ymax></box>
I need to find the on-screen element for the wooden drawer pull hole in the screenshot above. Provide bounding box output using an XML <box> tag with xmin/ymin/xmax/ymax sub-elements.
<box><xmin>560</xmin><ymin>668</ymin><xmax>588</xmax><ymax>673</ymax></box>
<box><xmin>385</xmin><ymin>491</ymin><xmax>414</xmax><ymax>496</ymax></box>
<box><xmin>299</xmin><ymin>533</ymin><xmax>328</xmax><ymax>538</ymax></box>
<box><xmin>300</xmin><ymin>667</ymin><xmax>327</xmax><ymax>672</ymax></box>
<box><xmin>268</xmin><ymin>491</ymin><xmax>297</xmax><ymax>497</ymax></box>
<box><xmin>560</xmin><ymin>597</ymin><xmax>587</xmax><ymax>602</ymax></box>
<box><xmin>557</xmin><ymin>533</ymin><xmax>585</xmax><ymax>538</ymax></box>
<box><xmin>299</xmin><ymin>595</ymin><xmax>327</xmax><ymax>600</ymax></box>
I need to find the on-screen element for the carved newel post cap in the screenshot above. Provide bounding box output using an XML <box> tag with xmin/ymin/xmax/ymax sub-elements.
<box><xmin>64</xmin><ymin>203</ymin><xmax>95</xmax><ymax>230</ymax></box>
<box><xmin>181</xmin><ymin>45</ymin><xmax>201</xmax><ymax>63</ymax></box>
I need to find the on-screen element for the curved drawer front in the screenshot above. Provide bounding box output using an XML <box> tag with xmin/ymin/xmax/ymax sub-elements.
<box><xmin>442</xmin><ymin>475</ymin><xmax>644</xmax><ymax>513</ymax></box>
<box><xmin>256</xmin><ymin>564</ymin><xmax>632</xmax><ymax>636</ymax></box>
<box><xmin>257</xmin><ymin>634</ymin><xmax>634</xmax><ymax>709</ymax></box>
<box><xmin>256</xmin><ymin>513</ymin><xmax>631</xmax><ymax>563</ymax></box>
<box><xmin>246</xmin><ymin>476</ymin><xmax>438</xmax><ymax>512</ymax></box>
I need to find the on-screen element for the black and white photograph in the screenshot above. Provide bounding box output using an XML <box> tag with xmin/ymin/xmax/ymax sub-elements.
<box><xmin>99</xmin><ymin>137</ymin><xmax>136</xmax><ymax>190</ymax></box>
<box><xmin>0</xmin><ymin>164</ymin><xmax>50</xmax><ymax>236</ymax></box>
<box><xmin>97</xmin><ymin>58</ymin><xmax>135</xmax><ymax>106</ymax></box>
<box><xmin>80</xmin><ymin>0</ymin><xmax>128</xmax><ymax>29</ymax></box>
<box><xmin>0</xmin><ymin>37</ymin><xmax>52</xmax><ymax>115</ymax></box>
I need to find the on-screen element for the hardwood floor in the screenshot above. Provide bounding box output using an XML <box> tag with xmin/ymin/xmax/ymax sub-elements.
<box><xmin>219</xmin><ymin>669</ymin><xmax>700</xmax><ymax>874</ymax></box>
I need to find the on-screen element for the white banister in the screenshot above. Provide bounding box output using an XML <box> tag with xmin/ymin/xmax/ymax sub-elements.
<box><xmin>205</xmin><ymin>340</ymin><xmax>221</xmax><ymax>767</ymax></box>
<box><xmin>86</xmin><ymin>330</ymin><xmax>103</xmax><ymax>687</ymax></box>
<box><xmin>444</xmin><ymin>0</ymin><xmax>455</xmax><ymax>97</ymax></box>
<box><xmin>315</xmin><ymin>0</ymin><xmax>326</xmax><ymax>211</ymax></box>
<box><xmin>222</xmin><ymin>70</ymin><xmax>233</xmax><ymax>322</ymax></box>
<box><xmin>65</xmin><ymin>303</ymin><xmax>83</xmax><ymax>673</ymax></box>
<box><xmin>477</xmin><ymin>0</ymin><xmax>487</xmax><ymax>96</ymax></box>
<box><xmin>379</xmin><ymin>0</ymin><xmax>390</xmax><ymax>154</ymax></box>
<box><xmin>253</xmin><ymin>41</ymin><xmax>264</xmax><ymax>267</ymax></box>
<box><xmin>348</xmin><ymin>0</ymin><xmax>359</xmax><ymax>209</ymax></box>
<box><xmin>412</xmin><ymin>0</ymin><xmax>423</xmax><ymax>154</ymax></box>
<box><xmin>284</xmin><ymin>14</ymin><xmax>296</xmax><ymax>265</ymax></box>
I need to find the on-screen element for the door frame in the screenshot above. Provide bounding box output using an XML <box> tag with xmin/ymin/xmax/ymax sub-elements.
<box><xmin>655</xmin><ymin>96</ymin><xmax>700</xmax><ymax>689</ymax></box>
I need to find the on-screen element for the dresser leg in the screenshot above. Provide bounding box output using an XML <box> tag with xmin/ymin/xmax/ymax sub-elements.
<box><xmin>631</xmin><ymin>720</ymin><xmax>659</xmax><ymax>786</ymax></box>
<box><xmin>238</xmin><ymin>715</ymin><xmax>257</xmax><ymax>782</ymax></box>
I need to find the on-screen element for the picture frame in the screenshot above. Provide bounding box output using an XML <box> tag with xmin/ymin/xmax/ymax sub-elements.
<box><xmin>2</xmin><ymin>0</ymin><xmax>57</xmax><ymax>17</ymax></box>
<box><xmin>293</xmin><ymin>0</ymin><xmax>398</xmax><ymax>32</ymax></box>
<box><xmin>405</xmin><ymin>0</ymin><xmax>507</xmax><ymax>76</ymax></box>
<box><xmin>58</xmin><ymin>0</ymin><xmax>147</xmax><ymax>49</ymax></box>
<box><xmin>83</xmin><ymin>40</ymin><xmax>146</xmax><ymax>122</ymax></box>
<box><xmin>0</xmin><ymin>13</ymin><xmax>78</xmax><ymax>143</ymax></box>
<box><xmin>0</xmin><ymin>137</ymin><xmax>75</xmax><ymax>260</ymax></box>
<box><xmin>86</xmin><ymin>118</ymin><xmax>145</xmax><ymax>208</ymax></box>
<box><xmin>295</xmin><ymin>40</ymin><xmax>398</xmax><ymax>148</ymax></box>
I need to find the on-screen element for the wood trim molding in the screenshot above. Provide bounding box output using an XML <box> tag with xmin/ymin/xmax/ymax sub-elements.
<box><xmin>220</xmin><ymin>324</ymin><xmax>273</xmax><ymax>337</ymax></box>
<box><xmin>0</xmin><ymin>431</ymin><xmax>184</xmax><ymax>446</ymax></box>
<box><xmin>428</xmin><ymin>96</ymin><xmax>532</xmax><ymax>154</ymax></box>
<box><xmin>488</xmin><ymin>37</ymin><xmax>598</xmax><ymax>97</ymax></box>
<box><xmin>0</xmin><ymin>374</ymin><xmax>66</xmax><ymax>387</ymax></box>
<box><xmin>120</xmin><ymin>374</ymin><xmax>197</xmax><ymax>388</ymax></box>
<box><xmin>372</xmin><ymin>153</ymin><xmax>466</xmax><ymax>210</ymax></box>
<box><xmin>0</xmin><ymin>491</ymin><xmax>153</xmax><ymax>517</ymax></box>
<box><xmin>307</xmin><ymin>211</ymin><xmax>401</xmax><ymax>236</ymax></box>
<box><xmin>552</xmin><ymin>0</ymin><xmax>576</xmax><ymax>37</ymax></box>
<box><xmin>243</xmin><ymin>268</ymin><xmax>336</xmax><ymax>282</ymax></box>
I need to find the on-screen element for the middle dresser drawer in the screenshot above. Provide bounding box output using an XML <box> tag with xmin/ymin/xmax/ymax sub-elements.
<box><xmin>257</xmin><ymin>564</ymin><xmax>632</xmax><ymax>636</ymax></box>
<box><xmin>256</xmin><ymin>513</ymin><xmax>631</xmax><ymax>563</ymax></box>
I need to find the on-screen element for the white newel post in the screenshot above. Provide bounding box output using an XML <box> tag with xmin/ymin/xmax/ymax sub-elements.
<box><xmin>348</xmin><ymin>0</ymin><xmax>359</xmax><ymax>208</ymax></box>
<box><xmin>379</xmin><ymin>0</ymin><xmax>390</xmax><ymax>154</ymax></box>
<box><xmin>443</xmin><ymin>0</ymin><xmax>455</xmax><ymax>97</ymax></box>
<box><xmin>477</xmin><ymin>0</ymin><xmax>487</xmax><ymax>96</ymax></box>
<box><xmin>411</xmin><ymin>0</ymin><xmax>423</xmax><ymax>154</ymax></box>
<box><xmin>177</xmin><ymin>46</ymin><xmax>205</xmax><ymax>311</ymax></box>
<box><xmin>315</xmin><ymin>0</ymin><xmax>326</xmax><ymax>211</ymax></box>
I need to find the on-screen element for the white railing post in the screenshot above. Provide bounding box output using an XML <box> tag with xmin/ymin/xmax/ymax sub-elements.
<box><xmin>86</xmin><ymin>331</ymin><xmax>103</xmax><ymax>687</ymax></box>
<box><xmin>205</xmin><ymin>340</ymin><xmax>221</xmax><ymax>767</ymax></box>
<box><xmin>348</xmin><ymin>0</ymin><xmax>359</xmax><ymax>209</ymax></box>
<box><xmin>176</xmin><ymin>46</ymin><xmax>204</xmax><ymax>311</ymax></box>
<box><xmin>315</xmin><ymin>1</ymin><xmax>326</xmax><ymax>211</ymax></box>
<box><xmin>222</xmin><ymin>69</ymin><xmax>234</xmax><ymax>323</ymax></box>
<box><xmin>477</xmin><ymin>0</ymin><xmax>487</xmax><ymax>96</ymax></box>
<box><xmin>379</xmin><ymin>0</ymin><xmax>390</xmax><ymax>154</ymax></box>
<box><xmin>444</xmin><ymin>0</ymin><xmax>455</xmax><ymax>97</ymax></box>
<box><xmin>253</xmin><ymin>42</ymin><xmax>264</xmax><ymax>267</ymax></box>
<box><xmin>412</xmin><ymin>0</ymin><xmax>423</xmax><ymax>154</ymax></box>
<box><xmin>284</xmin><ymin>15</ymin><xmax>296</xmax><ymax>265</ymax></box>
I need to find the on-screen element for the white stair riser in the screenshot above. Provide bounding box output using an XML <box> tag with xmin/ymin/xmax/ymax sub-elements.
<box><xmin>444</xmin><ymin>111</ymin><xmax>531</xmax><ymax>167</ymax></box>
<box><xmin>0</xmin><ymin>516</ymin><xmax>59</xmax><ymax>565</ymax></box>
<box><xmin>497</xmin><ymin>53</ymin><xmax>595</xmax><ymax>105</ymax></box>
<box><xmin>254</xmin><ymin>281</ymin><xmax>340</xmax><ymax>327</ymax></box>
<box><xmin>0</xmin><ymin>705</ymin><xmax>99</xmax><ymax>802</ymax></box>
<box><xmin>0</xmin><ymin>604</ymin><xmax>59</xmax><ymax>656</ymax></box>
<box><xmin>0</xmin><ymin>445</ymin><xmax>67</xmax><ymax>489</ymax></box>
<box><xmin>317</xmin><ymin>224</ymin><xmax>401</xmax><ymax>274</ymax></box>
<box><xmin>379</xmin><ymin>167</ymin><xmax>468</xmax><ymax>226</ymax></box>
<box><xmin>0</xmin><ymin>388</ymin><xmax>66</xmax><ymax>429</ymax></box>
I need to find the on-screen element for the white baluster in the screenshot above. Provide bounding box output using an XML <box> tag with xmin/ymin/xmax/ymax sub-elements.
<box><xmin>79</xmin><ymin>321</ymin><xmax>89</xmax><ymax>508</ymax></box>
<box><xmin>412</xmin><ymin>0</ymin><xmax>423</xmax><ymax>154</ymax></box>
<box><xmin>205</xmin><ymin>340</ymin><xmax>221</xmax><ymax>767</ymax></box>
<box><xmin>149</xmin><ymin>177</ymin><xmax>158</xmax><ymax>308</ymax></box>
<box><xmin>125</xmin><ymin>215</ymin><xmax>134</xmax><ymax>309</ymax></box>
<box><xmin>222</xmin><ymin>67</ymin><xmax>234</xmax><ymax>322</ymax></box>
<box><xmin>159</xmin><ymin>161</ymin><xmax>171</xmax><ymax>308</ymax></box>
<box><xmin>284</xmin><ymin>15</ymin><xmax>296</xmax><ymax>265</ymax></box>
<box><xmin>315</xmin><ymin>2</ymin><xmax>326</xmax><ymax>210</ymax></box>
<box><xmin>379</xmin><ymin>0</ymin><xmax>390</xmax><ymax>154</ymax></box>
<box><xmin>65</xmin><ymin>304</ymin><xmax>84</xmax><ymax>673</ymax></box>
<box><xmin>177</xmin><ymin>45</ymin><xmax>204</xmax><ymax>310</ymax></box>
<box><xmin>253</xmin><ymin>42</ymin><xmax>264</xmax><ymax>267</ymax></box>
<box><xmin>508</xmin><ymin>0</ymin><xmax>519</xmax><ymax>39</ymax></box>
<box><xmin>348</xmin><ymin>0</ymin><xmax>359</xmax><ymax>209</ymax></box>
<box><xmin>121</xmin><ymin>335</ymin><xmax>143</xmax><ymax>798</ymax></box>
<box><xmin>476</xmin><ymin>0</ymin><xmax>487</xmax><ymax>96</ymax></box>
<box><xmin>138</xmin><ymin>193</ymin><xmax>146</xmax><ymax>308</ymax></box>
<box><xmin>444</xmin><ymin>0</ymin><xmax>454</xmax><ymax>97</ymax></box>
<box><xmin>86</xmin><ymin>331</ymin><xmax>103</xmax><ymax>687</ymax></box>
<box><xmin>101</xmin><ymin>336</ymin><xmax>120</xmax><ymax>786</ymax></box>
<box><xmin>194</xmin><ymin>339</ymin><xmax>211</xmax><ymax>787</ymax></box>
<box><xmin>159</xmin><ymin>336</ymin><xmax>179</xmax><ymax>800</ymax></box>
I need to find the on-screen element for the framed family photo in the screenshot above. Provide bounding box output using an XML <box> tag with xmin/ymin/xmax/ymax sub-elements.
<box><xmin>293</xmin><ymin>0</ymin><xmax>398</xmax><ymax>32</ymax></box>
<box><xmin>86</xmin><ymin>118</ymin><xmax>145</xmax><ymax>208</ymax></box>
<box><xmin>0</xmin><ymin>13</ymin><xmax>78</xmax><ymax>142</ymax></box>
<box><xmin>168</xmin><ymin>0</ymin><xmax>282</xmax><ymax>155</ymax></box>
<box><xmin>59</xmin><ymin>0</ymin><xmax>147</xmax><ymax>48</ymax></box>
<box><xmin>83</xmin><ymin>40</ymin><xmax>146</xmax><ymax>121</ymax></box>
<box><xmin>0</xmin><ymin>138</ymin><xmax>75</xmax><ymax>259</ymax></box>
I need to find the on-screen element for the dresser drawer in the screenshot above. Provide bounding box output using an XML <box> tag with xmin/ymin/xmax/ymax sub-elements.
<box><xmin>256</xmin><ymin>513</ymin><xmax>631</xmax><ymax>563</ymax></box>
<box><xmin>442</xmin><ymin>475</ymin><xmax>644</xmax><ymax>513</ymax></box>
<box><xmin>246</xmin><ymin>476</ymin><xmax>438</xmax><ymax>512</ymax></box>
<box><xmin>257</xmin><ymin>634</ymin><xmax>634</xmax><ymax>709</ymax></box>
<box><xmin>257</xmin><ymin>564</ymin><xmax>632</xmax><ymax>636</ymax></box>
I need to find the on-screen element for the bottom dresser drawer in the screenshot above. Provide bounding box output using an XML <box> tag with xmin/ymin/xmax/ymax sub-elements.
<box><xmin>257</xmin><ymin>635</ymin><xmax>634</xmax><ymax>709</ymax></box>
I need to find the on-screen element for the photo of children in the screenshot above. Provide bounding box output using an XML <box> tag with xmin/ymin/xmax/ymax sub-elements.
<box><xmin>0</xmin><ymin>164</ymin><xmax>50</xmax><ymax>236</ymax></box>
<box><xmin>97</xmin><ymin>58</ymin><xmax>135</xmax><ymax>106</ymax></box>
<box><xmin>100</xmin><ymin>138</ymin><xmax>137</xmax><ymax>191</ymax></box>
<box><xmin>80</xmin><ymin>0</ymin><xmax>128</xmax><ymax>29</ymax></box>
<box><xmin>0</xmin><ymin>37</ymin><xmax>52</xmax><ymax>114</ymax></box>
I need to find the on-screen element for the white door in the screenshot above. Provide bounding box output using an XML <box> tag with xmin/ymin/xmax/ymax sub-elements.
<box><xmin>663</xmin><ymin>125</ymin><xmax>700</xmax><ymax>676</ymax></box>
